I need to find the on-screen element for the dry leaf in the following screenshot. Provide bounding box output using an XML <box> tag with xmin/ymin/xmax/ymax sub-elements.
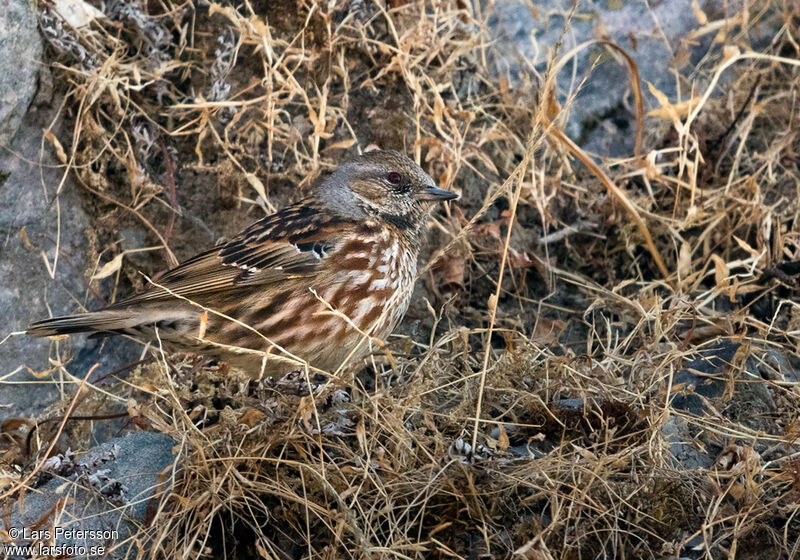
<box><xmin>430</xmin><ymin>251</ymin><xmax>466</xmax><ymax>301</ymax></box>
<box><xmin>733</xmin><ymin>235</ymin><xmax>761</xmax><ymax>259</ymax></box>
<box><xmin>54</xmin><ymin>0</ymin><xmax>105</xmax><ymax>27</ymax></box>
<box><xmin>732</xmin><ymin>283</ymin><xmax>764</xmax><ymax>296</ymax></box>
<box><xmin>647</xmin><ymin>97</ymin><xmax>701</xmax><ymax>120</ymax></box>
<box><xmin>238</xmin><ymin>408</ymin><xmax>265</xmax><ymax>428</ymax></box>
<box><xmin>488</xmin><ymin>294</ymin><xmax>498</xmax><ymax>314</ymax></box>
<box><xmin>644</xmin><ymin>151</ymin><xmax>661</xmax><ymax>180</ymax></box>
<box><xmin>18</xmin><ymin>226</ymin><xmax>35</xmax><ymax>250</ymax></box>
<box><xmin>691</xmin><ymin>0</ymin><xmax>708</xmax><ymax>24</ymax></box>
<box><xmin>678</xmin><ymin>241</ymin><xmax>692</xmax><ymax>283</ymax></box>
<box><xmin>297</xmin><ymin>396</ymin><xmax>314</xmax><ymax>432</ymax></box>
<box><xmin>323</xmin><ymin>139</ymin><xmax>357</xmax><ymax>151</ymax></box>
<box><xmin>531</xmin><ymin>317</ymin><xmax>567</xmax><ymax>345</ymax></box>
<box><xmin>356</xmin><ymin>419</ymin><xmax>367</xmax><ymax>453</ymax></box>
<box><xmin>245</xmin><ymin>172</ymin><xmax>268</xmax><ymax>204</ymax></box>
<box><xmin>198</xmin><ymin>310</ymin><xmax>209</xmax><ymax>339</ymax></box>
<box><xmin>508</xmin><ymin>248</ymin><xmax>536</xmax><ymax>269</ymax></box>
<box><xmin>710</xmin><ymin>254</ymin><xmax>729</xmax><ymax>288</ymax></box>
<box><xmin>43</xmin><ymin>130</ymin><xmax>68</xmax><ymax>164</ymax></box>
<box><xmin>728</xmin><ymin>482</ymin><xmax>746</xmax><ymax>500</ymax></box>
<box><xmin>514</xmin><ymin>535</ymin><xmax>555</xmax><ymax>559</ymax></box>
<box><xmin>91</xmin><ymin>252</ymin><xmax>125</xmax><ymax>280</ymax></box>
<box><xmin>722</xmin><ymin>44</ymin><xmax>741</xmax><ymax>63</ymax></box>
<box><xmin>646</xmin><ymin>82</ymin><xmax>701</xmax><ymax>121</ymax></box>
<box><xmin>497</xmin><ymin>424</ymin><xmax>510</xmax><ymax>451</ymax></box>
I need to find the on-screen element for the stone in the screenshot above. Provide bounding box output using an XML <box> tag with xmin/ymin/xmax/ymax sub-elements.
<box><xmin>487</xmin><ymin>0</ymin><xmax>747</xmax><ymax>156</ymax></box>
<box><xmin>662</xmin><ymin>415</ymin><xmax>714</xmax><ymax>470</ymax></box>
<box><xmin>0</xmin><ymin>99</ymin><xmax>140</xmax><ymax>423</ymax></box>
<box><xmin>756</xmin><ymin>349</ymin><xmax>800</xmax><ymax>384</ymax></box>
<box><xmin>665</xmin><ymin>340</ymin><xmax>786</xmax><ymax>469</ymax></box>
<box><xmin>669</xmin><ymin>341</ymin><xmax>740</xmax><ymax>415</ymax></box>
<box><xmin>0</xmin><ymin>0</ymin><xmax>42</xmax><ymax>146</ymax></box>
<box><xmin>1</xmin><ymin>432</ymin><xmax>176</xmax><ymax>560</ymax></box>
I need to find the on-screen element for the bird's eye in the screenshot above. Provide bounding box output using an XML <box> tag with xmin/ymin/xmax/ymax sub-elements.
<box><xmin>387</xmin><ymin>171</ymin><xmax>402</xmax><ymax>185</ymax></box>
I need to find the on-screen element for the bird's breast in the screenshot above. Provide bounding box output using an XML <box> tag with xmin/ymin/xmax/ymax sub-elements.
<box><xmin>204</xmin><ymin>228</ymin><xmax>418</xmax><ymax>373</ymax></box>
<box><xmin>319</xmin><ymin>230</ymin><xmax>417</xmax><ymax>336</ymax></box>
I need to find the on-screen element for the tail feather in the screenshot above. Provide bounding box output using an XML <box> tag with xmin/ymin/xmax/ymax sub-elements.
<box><xmin>27</xmin><ymin>311</ymin><xmax>136</xmax><ymax>337</ymax></box>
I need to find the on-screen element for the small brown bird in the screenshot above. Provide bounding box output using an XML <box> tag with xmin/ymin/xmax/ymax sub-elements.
<box><xmin>28</xmin><ymin>150</ymin><xmax>457</xmax><ymax>377</ymax></box>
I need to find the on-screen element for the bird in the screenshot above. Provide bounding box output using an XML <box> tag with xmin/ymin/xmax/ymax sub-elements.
<box><xmin>28</xmin><ymin>150</ymin><xmax>458</xmax><ymax>378</ymax></box>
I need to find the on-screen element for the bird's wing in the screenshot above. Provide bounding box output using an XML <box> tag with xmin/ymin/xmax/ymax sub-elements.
<box><xmin>110</xmin><ymin>201</ymin><xmax>343</xmax><ymax>307</ymax></box>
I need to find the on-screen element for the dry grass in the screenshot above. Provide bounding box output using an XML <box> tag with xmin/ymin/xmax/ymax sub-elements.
<box><xmin>3</xmin><ymin>0</ymin><xmax>800</xmax><ymax>558</ymax></box>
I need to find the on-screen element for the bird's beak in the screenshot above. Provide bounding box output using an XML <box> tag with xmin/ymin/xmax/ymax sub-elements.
<box><xmin>417</xmin><ymin>185</ymin><xmax>458</xmax><ymax>201</ymax></box>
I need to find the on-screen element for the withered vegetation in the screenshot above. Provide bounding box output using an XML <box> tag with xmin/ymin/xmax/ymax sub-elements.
<box><xmin>2</xmin><ymin>0</ymin><xmax>800</xmax><ymax>558</ymax></box>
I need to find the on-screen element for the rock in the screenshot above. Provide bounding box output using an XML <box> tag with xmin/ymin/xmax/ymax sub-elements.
<box><xmin>0</xmin><ymin>0</ymin><xmax>149</xmax><ymax>440</ymax></box>
<box><xmin>551</xmin><ymin>398</ymin><xmax>585</xmax><ymax>411</ymax></box>
<box><xmin>662</xmin><ymin>415</ymin><xmax>714</xmax><ymax>470</ymax></box>
<box><xmin>0</xmin><ymin>99</ymin><xmax>140</xmax><ymax>423</ymax></box>
<box><xmin>669</xmin><ymin>341</ymin><xmax>740</xmax><ymax>415</ymax></box>
<box><xmin>0</xmin><ymin>0</ymin><xmax>42</xmax><ymax>145</ymax></box>
<box><xmin>1</xmin><ymin>432</ymin><xmax>176</xmax><ymax>560</ymax></box>
<box><xmin>756</xmin><ymin>349</ymin><xmax>800</xmax><ymax>384</ymax></box>
<box><xmin>119</xmin><ymin>228</ymin><xmax>154</xmax><ymax>268</ymax></box>
<box><xmin>665</xmin><ymin>339</ymin><xmax>784</xmax><ymax>469</ymax></box>
<box><xmin>669</xmin><ymin>340</ymin><xmax>777</xmax><ymax>422</ymax></box>
<box><xmin>487</xmin><ymin>0</ymin><xmax>746</xmax><ymax>156</ymax></box>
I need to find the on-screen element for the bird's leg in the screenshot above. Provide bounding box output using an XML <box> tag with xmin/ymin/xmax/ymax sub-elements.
<box><xmin>276</xmin><ymin>370</ymin><xmax>311</xmax><ymax>396</ymax></box>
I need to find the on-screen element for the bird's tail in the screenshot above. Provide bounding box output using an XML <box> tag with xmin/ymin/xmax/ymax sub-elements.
<box><xmin>28</xmin><ymin>310</ymin><xmax>145</xmax><ymax>337</ymax></box>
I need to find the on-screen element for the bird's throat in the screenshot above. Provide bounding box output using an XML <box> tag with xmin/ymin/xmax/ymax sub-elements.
<box><xmin>379</xmin><ymin>211</ymin><xmax>415</xmax><ymax>230</ymax></box>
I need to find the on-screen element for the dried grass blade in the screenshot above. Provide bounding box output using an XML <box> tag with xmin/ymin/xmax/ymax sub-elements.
<box><xmin>548</xmin><ymin>125</ymin><xmax>670</xmax><ymax>280</ymax></box>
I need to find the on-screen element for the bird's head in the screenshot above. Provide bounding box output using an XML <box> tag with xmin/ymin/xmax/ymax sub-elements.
<box><xmin>318</xmin><ymin>150</ymin><xmax>458</xmax><ymax>230</ymax></box>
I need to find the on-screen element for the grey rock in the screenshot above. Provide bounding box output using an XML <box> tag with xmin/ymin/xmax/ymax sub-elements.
<box><xmin>662</xmin><ymin>415</ymin><xmax>714</xmax><ymax>470</ymax></box>
<box><xmin>507</xmin><ymin>445</ymin><xmax>544</xmax><ymax>459</ymax></box>
<box><xmin>669</xmin><ymin>341</ymin><xmax>740</xmax><ymax>414</ymax></box>
<box><xmin>487</xmin><ymin>0</ymin><xmax>743</xmax><ymax>156</ymax></box>
<box><xmin>755</xmin><ymin>349</ymin><xmax>800</xmax><ymax>384</ymax></box>
<box><xmin>551</xmin><ymin>398</ymin><xmax>585</xmax><ymax>411</ymax></box>
<box><xmin>119</xmin><ymin>228</ymin><xmax>154</xmax><ymax>268</ymax></box>
<box><xmin>723</xmin><ymin>351</ymin><xmax>777</xmax><ymax>435</ymax></box>
<box><xmin>1</xmin><ymin>432</ymin><xmax>176</xmax><ymax>560</ymax></box>
<box><xmin>0</xmin><ymin>99</ymin><xmax>140</xmax><ymax>423</ymax></box>
<box><xmin>669</xmin><ymin>340</ymin><xmax>777</xmax><ymax>422</ymax></box>
<box><xmin>665</xmin><ymin>339</ymin><xmax>786</xmax><ymax>469</ymax></box>
<box><xmin>0</xmin><ymin>0</ymin><xmax>42</xmax><ymax>145</ymax></box>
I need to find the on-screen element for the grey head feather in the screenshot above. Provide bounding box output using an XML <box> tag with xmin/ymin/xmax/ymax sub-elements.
<box><xmin>316</xmin><ymin>151</ymin><xmax>442</xmax><ymax>234</ymax></box>
<box><xmin>317</xmin><ymin>161</ymin><xmax>370</xmax><ymax>220</ymax></box>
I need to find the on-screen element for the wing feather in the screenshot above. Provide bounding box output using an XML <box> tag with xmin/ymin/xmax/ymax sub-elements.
<box><xmin>108</xmin><ymin>201</ymin><xmax>344</xmax><ymax>307</ymax></box>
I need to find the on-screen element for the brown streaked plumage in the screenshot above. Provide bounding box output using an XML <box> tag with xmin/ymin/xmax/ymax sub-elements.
<box><xmin>27</xmin><ymin>150</ymin><xmax>457</xmax><ymax>377</ymax></box>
